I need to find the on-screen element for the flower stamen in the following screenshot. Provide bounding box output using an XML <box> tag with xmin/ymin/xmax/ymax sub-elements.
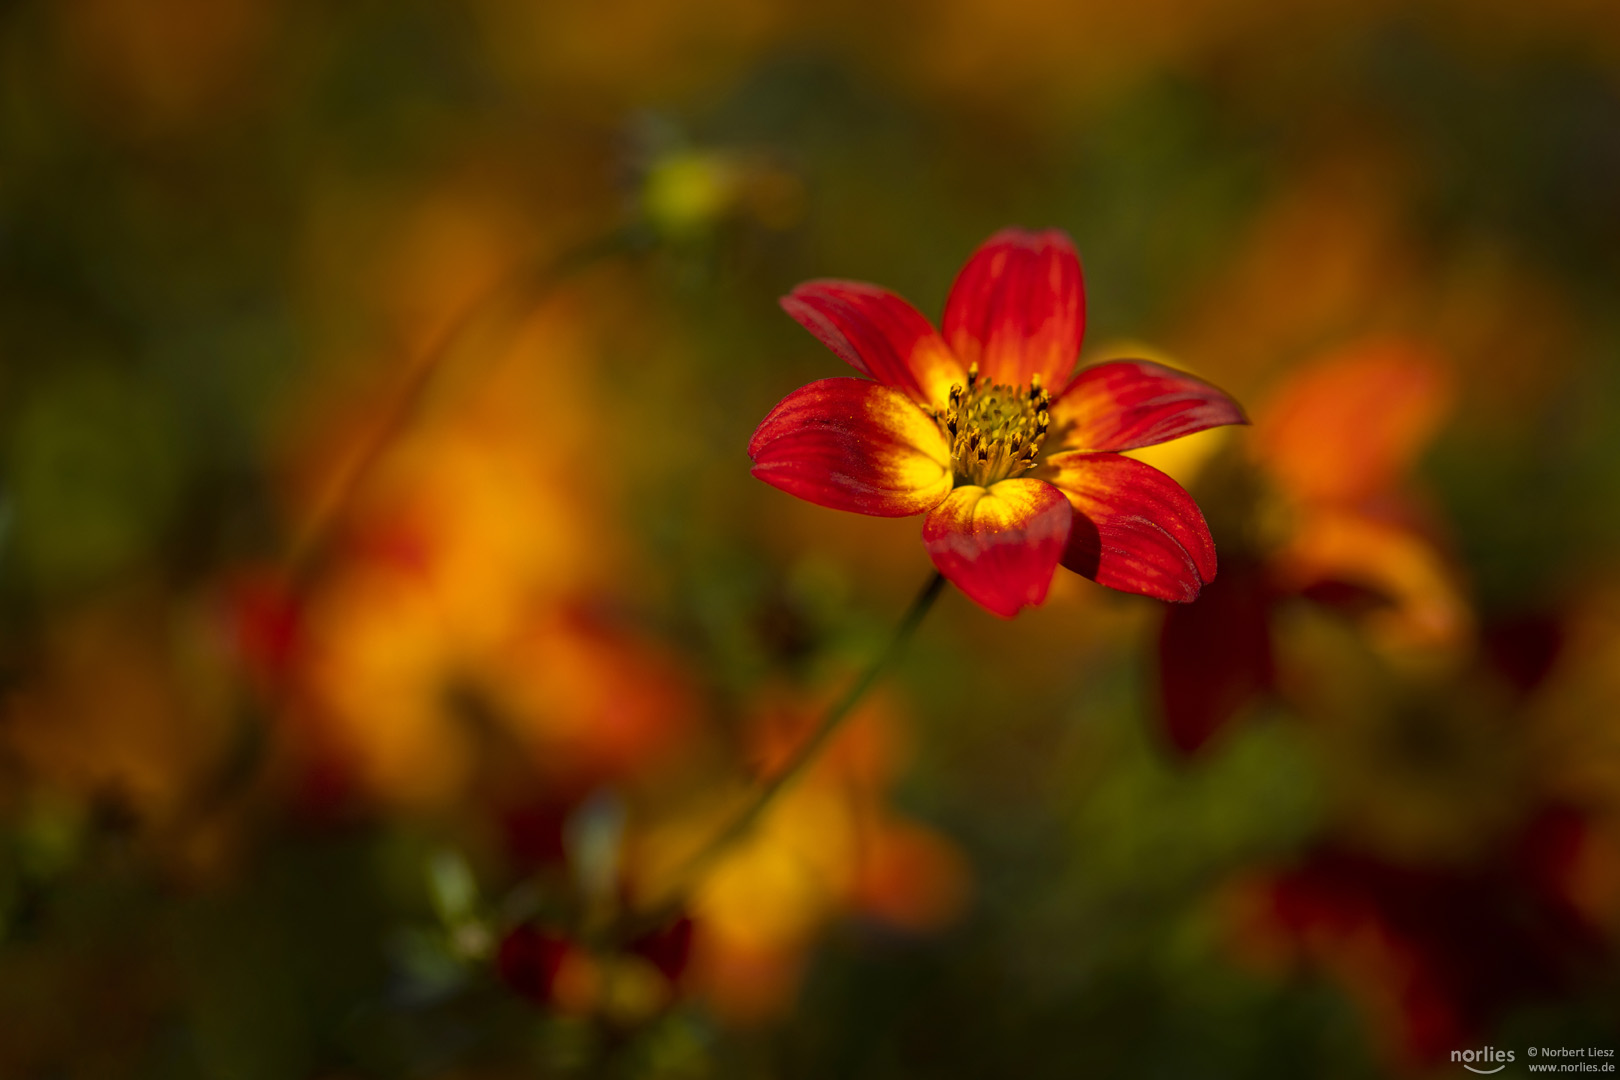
<box><xmin>936</xmin><ymin>375</ymin><xmax>1053</xmax><ymax>486</ymax></box>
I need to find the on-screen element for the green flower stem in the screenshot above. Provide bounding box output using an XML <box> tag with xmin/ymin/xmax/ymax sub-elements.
<box><xmin>616</xmin><ymin>570</ymin><xmax>948</xmax><ymax>941</ymax></box>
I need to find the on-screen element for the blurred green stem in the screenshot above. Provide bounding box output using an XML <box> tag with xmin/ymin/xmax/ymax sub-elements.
<box><xmin>620</xmin><ymin>570</ymin><xmax>948</xmax><ymax>939</ymax></box>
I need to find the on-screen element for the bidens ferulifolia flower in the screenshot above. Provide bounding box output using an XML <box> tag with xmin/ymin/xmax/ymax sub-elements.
<box><xmin>749</xmin><ymin>229</ymin><xmax>1246</xmax><ymax>616</ymax></box>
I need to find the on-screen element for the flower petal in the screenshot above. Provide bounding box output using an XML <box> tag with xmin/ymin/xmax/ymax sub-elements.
<box><xmin>942</xmin><ymin>229</ymin><xmax>1084</xmax><ymax>390</ymax></box>
<box><xmin>1157</xmin><ymin>560</ymin><xmax>1274</xmax><ymax>756</ymax></box>
<box><xmin>1273</xmin><ymin>507</ymin><xmax>1470</xmax><ymax>655</ymax></box>
<box><xmin>922</xmin><ymin>478</ymin><xmax>1071</xmax><ymax>618</ymax></box>
<box><xmin>1042</xmin><ymin>452</ymin><xmax>1215</xmax><ymax>602</ymax></box>
<box><xmin>749</xmin><ymin>378</ymin><xmax>952</xmax><ymax>517</ymax></box>
<box><xmin>1050</xmin><ymin>359</ymin><xmax>1247</xmax><ymax>452</ymax></box>
<box><xmin>1256</xmin><ymin>340</ymin><xmax>1452</xmax><ymax>504</ymax></box>
<box><xmin>781</xmin><ymin>281</ymin><xmax>964</xmax><ymax>407</ymax></box>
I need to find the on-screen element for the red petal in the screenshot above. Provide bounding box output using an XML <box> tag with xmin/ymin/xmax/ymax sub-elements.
<box><xmin>497</xmin><ymin>925</ymin><xmax>571</xmax><ymax>1003</ymax></box>
<box><xmin>1273</xmin><ymin>508</ymin><xmax>1469</xmax><ymax>653</ymax></box>
<box><xmin>1157</xmin><ymin>560</ymin><xmax>1274</xmax><ymax>755</ymax></box>
<box><xmin>1482</xmin><ymin>614</ymin><xmax>1565</xmax><ymax>699</ymax></box>
<box><xmin>781</xmin><ymin>281</ymin><xmax>964</xmax><ymax>407</ymax></box>
<box><xmin>922</xmin><ymin>478</ymin><xmax>1071</xmax><ymax>618</ymax></box>
<box><xmin>1042</xmin><ymin>452</ymin><xmax>1216</xmax><ymax>602</ymax></box>
<box><xmin>942</xmin><ymin>229</ymin><xmax>1084</xmax><ymax>390</ymax></box>
<box><xmin>1050</xmin><ymin>359</ymin><xmax>1247</xmax><ymax>452</ymax></box>
<box><xmin>749</xmin><ymin>378</ymin><xmax>953</xmax><ymax>517</ymax></box>
<box><xmin>629</xmin><ymin>915</ymin><xmax>696</xmax><ymax>983</ymax></box>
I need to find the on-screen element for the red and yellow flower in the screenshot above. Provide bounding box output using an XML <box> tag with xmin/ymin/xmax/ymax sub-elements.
<box><xmin>748</xmin><ymin>229</ymin><xmax>1246</xmax><ymax>616</ymax></box>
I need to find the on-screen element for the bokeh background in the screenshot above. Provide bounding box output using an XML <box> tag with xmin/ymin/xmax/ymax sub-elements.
<box><xmin>4</xmin><ymin>1</ymin><xmax>1620</xmax><ymax>1076</ymax></box>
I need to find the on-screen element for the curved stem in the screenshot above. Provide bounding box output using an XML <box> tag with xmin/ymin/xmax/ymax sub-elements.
<box><xmin>619</xmin><ymin>570</ymin><xmax>948</xmax><ymax>939</ymax></box>
<box><xmin>286</xmin><ymin>223</ymin><xmax>649</xmax><ymax>592</ymax></box>
<box><xmin>187</xmin><ymin>224</ymin><xmax>650</xmax><ymax>823</ymax></box>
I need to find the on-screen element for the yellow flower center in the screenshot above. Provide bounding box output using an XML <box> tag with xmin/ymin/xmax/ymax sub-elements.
<box><xmin>929</xmin><ymin>363</ymin><xmax>1052</xmax><ymax>487</ymax></box>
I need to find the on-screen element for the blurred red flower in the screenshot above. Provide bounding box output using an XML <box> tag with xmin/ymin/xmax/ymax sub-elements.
<box><xmin>749</xmin><ymin>228</ymin><xmax>1246</xmax><ymax>617</ymax></box>
<box><xmin>1228</xmin><ymin>809</ymin><xmax>1602</xmax><ymax>1067</ymax></box>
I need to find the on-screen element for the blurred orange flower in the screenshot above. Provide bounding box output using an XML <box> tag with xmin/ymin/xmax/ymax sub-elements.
<box><xmin>54</xmin><ymin>0</ymin><xmax>274</xmax><ymax>135</ymax></box>
<box><xmin>260</xmin><ymin>302</ymin><xmax>692</xmax><ymax>814</ymax></box>
<box><xmin>1</xmin><ymin>584</ymin><xmax>235</xmax><ymax>840</ymax></box>
<box><xmin>1159</xmin><ymin>340</ymin><xmax>1470</xmax><ymax>753</ymax></box>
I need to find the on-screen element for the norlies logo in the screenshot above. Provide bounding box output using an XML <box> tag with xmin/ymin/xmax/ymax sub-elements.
<box><xmin>1454</xmin><ymin>1047</ymin><xmax>1516</xmax><ymax>1074</ymax></box>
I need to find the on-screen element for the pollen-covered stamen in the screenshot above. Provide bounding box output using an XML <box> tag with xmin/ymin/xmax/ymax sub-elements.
<box><xmin>935</xmin><ymin>375</ymin><xmax>1054</xmax><ymax>486</ymax></box>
